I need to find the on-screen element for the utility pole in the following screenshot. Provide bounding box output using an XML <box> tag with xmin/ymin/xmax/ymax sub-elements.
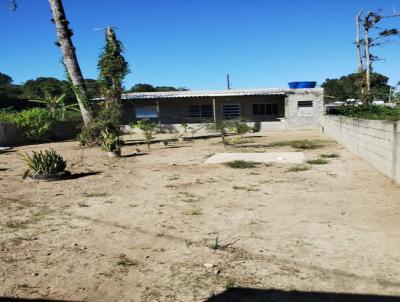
<box><xmin>226</xmin><ymin>74</ymin><xmax>231</xmax><ymax>90</ymax></box>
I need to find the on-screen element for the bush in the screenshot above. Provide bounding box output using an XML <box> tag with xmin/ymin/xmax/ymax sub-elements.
<box><xmin>21</xmin><ymin>149</ymin><xmax>67</xmax><ymax>179</ymax></box>
<box><xmin>328</xmin><ymin>105</ymin><xmax>400</xmax><ymax>121</ymax></box>
<box><xmin>100</xmin><ymin>129</ymin><xmax>123</xmax><ymax>153</ymax></box>
<box><xmin>12</xmin><ymin>108</ymin><xmax>53</xmax><ymax>139</ymax></box>
<box><xmin>78</xmin><ymin>104</ymin><xmax>121</xmax><ymax>146</ymax></box>
<box><xmin>134</xmin><ymin>119</ymin><xmax>157</xmax><ymax>150</ymax></box>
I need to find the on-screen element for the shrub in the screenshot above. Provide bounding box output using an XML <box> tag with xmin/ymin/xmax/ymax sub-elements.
<box><xmin>328</xmin><ymin>105</ymin><xmax>400</xmax><ymax>121</ymax></box>
<box><xmin>100</xmin><ymin>129</ymin><xmax>123</xmax><ymax>154</ymax></box>
<box><xmin>21</xmin><ymin>149</ymin><xmax>67</xmax><ymax>179</ymax></box>
<box><xmin>8</xmin><ymin>108</ymin><xmax>53</xmax><ymax>140</ymax></box>
<box><xmin>230</xmin><ymin>119</ymin><xmax>253</xmax><ymax>137</ymax></box>
<box><xmin>134</xmin><ymin>119</ymin><xmax>157</xmax><ymax>150</ymax></box>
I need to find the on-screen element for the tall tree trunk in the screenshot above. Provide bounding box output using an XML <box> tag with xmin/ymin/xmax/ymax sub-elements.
<box><xmin>48</xmin><ymin>0</ymin><xmax>93</xmax><ymax>126</ymax></box>
<box><xmin>364</xmin><ymin>26</ymin><xmax>371</xmax><ymax>94</ymax></box>
<box><xmin>355</xmin><ymin>9</ymin><xmax>364</xmax><ymax>73</ymax></box>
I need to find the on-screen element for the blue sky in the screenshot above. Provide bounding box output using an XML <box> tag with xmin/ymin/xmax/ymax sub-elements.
<box><xmin>0</xmin><ymin>0</ymin><xmax>399</xmax><ymax>90</ymax></box>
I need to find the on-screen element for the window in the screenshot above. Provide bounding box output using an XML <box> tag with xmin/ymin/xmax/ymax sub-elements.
<box><xmin>188</xmin><ymin>105</ymin><xmax>213</xmax><ymax>118</ymax></box>
<box><xmin>135</xmin><ymin>106</ymin><xmax>158</xmax><ymax>118</ymax></box>
<box><xmin>222</xmin><ymin>104</ymin><xmax>240</xmax><ymax>119</ymax></box>
<box><xmin>253</xmin><ymin>104</ymin><xmax>279</xmax><ymax>116</ymax></box>
<box><xmin>298</xmin><ymin>101</ymin><xmax>313</xmax><ymax>108</ymax></box>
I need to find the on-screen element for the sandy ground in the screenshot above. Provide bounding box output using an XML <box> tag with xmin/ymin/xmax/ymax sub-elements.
<box><xmin>1</xmin><ymin>130</ymin><xmax>400</xmax><ymax>302</ymax></box>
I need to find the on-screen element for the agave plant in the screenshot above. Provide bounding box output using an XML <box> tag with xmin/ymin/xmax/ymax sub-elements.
<box><xmin>21</xmin><ymin>149</ymin><xmax>67</xmax><ymax>179</ymax></box>
<box><xmin>100</xmin><ymin>129</ymin><xmax>123</xmax><ymax>155</ymax></box>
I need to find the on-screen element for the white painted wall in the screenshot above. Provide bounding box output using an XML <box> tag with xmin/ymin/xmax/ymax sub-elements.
<box><xmin>320</xmin><ymin>115</ymin><xmax>400</xmax><ymax>184</ymax></box>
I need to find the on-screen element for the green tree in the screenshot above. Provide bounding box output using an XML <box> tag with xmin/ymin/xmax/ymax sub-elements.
<box><xmin>98</xmin><ymin>26</ymin><xmax>129</xmax><ymax>110</ymax></box>
<box><xmin>130</xmin><ymin>83</ymin><xmax>156</xmax><ymax>92</ymax></box>
<box><xmin>322</xmin><ymin>72</ymin><xmax>391</xmax><ymax>102</ymax></box>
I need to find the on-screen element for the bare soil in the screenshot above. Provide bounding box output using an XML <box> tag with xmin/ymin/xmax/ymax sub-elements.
<box><xmin>1</xmin><ymin>130</ymin><xmax>400</xmax><ymax>301</ymax></box>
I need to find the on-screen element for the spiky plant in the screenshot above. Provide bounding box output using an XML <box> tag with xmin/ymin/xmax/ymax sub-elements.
<box><xmin>21</xmin><ymin>149</ymin><xmax>67</xmax><ymax>179</ymax></box>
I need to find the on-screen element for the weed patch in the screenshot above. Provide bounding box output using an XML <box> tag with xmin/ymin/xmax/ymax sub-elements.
<box><xmin>225</xmin><ymin>160</ymin><xmax>260</xmax><ymax>169</ymax></box>
<box><xmin>320</xmin><ymin>153</ymin><xmax>339</xmax><ymax>158</ymax></box>
<box><xmin>287</xmin><ymin>165</ymin><xmax>311</xmax><ymax>172</ymax></box>
<box><xmin>306</xmin><ymin>158</ymin><xmax>329</xmax><ymax>165</ymax></box>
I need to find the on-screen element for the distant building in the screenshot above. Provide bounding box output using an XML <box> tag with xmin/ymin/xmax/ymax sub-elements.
<box><xmin>120</xmin><ymin>87</ymin><xmax>324</xmax><ymax>132</ymax></box>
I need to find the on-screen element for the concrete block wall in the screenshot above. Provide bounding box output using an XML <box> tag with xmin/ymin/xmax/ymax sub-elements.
<box><xmin>321</xmin><ymin>115</ymin><xmax>400</xmax><ymax>183</ymax></box>
<box><xmin>285</xmin><ymin>88</ymin><xmax>324</xmax><ymax>129</ymax></box>
<box><xmin>0</xmin><ymin>121</ymin><xmax>80</xmax><ymax>147</ymax></box>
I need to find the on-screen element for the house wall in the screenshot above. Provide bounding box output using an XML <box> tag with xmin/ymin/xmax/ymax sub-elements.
<box><xmin>122</xmin><ymin>95</ymin><xmax>285</xmax><ymax>124</ymax></box>
<box><xmin>285</xmin><ymin>89</ymin><xmax>324</xmax><ymax>129</ymax></box>
<box><xmin>121</xmin><ymin>88</ymin><xmax>324</xmax><ymax>131</ymax></box>
<box><xmin>320</xmin><ymin>115</ymin><xmax>400</xmax><ymax>184</ymax></box>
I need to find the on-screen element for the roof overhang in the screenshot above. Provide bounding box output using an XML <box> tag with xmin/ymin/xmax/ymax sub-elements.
<box><xmin>122</xmin><ymin>88</ymin><xmax>291</xmax><ymax>100</ymax></box>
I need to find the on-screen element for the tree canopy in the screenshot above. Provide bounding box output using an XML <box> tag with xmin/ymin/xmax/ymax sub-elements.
<box><xmin>130</xmin><ymin>83</ymin><xmax>188</xmax><ymax>92</ymax></box>
<box><xmin>322</xmin><ymin>72</ymin><xmax>391</xmax><ymax>102</ymax></box>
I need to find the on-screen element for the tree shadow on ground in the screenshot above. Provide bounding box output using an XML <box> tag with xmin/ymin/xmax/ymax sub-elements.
<box><xmin>121</xmin><ymin>152</ymin><xmax>148</xmax><ymax>158</ymax></box>
<box><xmin>68</xmin><ymin>171</ymin><xmax>101</xmax><ymax>180</ymax></box>
<box><xmin>206</xmin><ymin>288</ymin><xmax>400</xmax><ymax>302</ymax></box>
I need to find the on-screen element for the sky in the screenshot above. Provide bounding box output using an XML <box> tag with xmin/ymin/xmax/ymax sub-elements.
<box><xmin>0</xmin><ymin>0</ymin><xmax>399</xmax><ymax>90</ymax></box>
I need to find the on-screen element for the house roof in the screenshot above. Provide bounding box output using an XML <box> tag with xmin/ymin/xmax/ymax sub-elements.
<box><xmin>122</xmin><ymin>88</ymin><xmax>293</xmax><ymax>100</ymax></box>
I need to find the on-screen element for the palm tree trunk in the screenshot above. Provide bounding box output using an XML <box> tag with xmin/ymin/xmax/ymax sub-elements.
<box><xmin>48</xmin><ymin>0</ymin><xmax>93</xmax><ymax>126</ymax></box>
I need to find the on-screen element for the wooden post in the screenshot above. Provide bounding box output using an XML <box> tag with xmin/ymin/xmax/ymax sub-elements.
<box><xmin>212</xmin><ymin>98</ymin><xmax>217</xmax><ymax>123</ymax></box>
<box><xmin>156</xmin><ymin>101</ymin><xmax>162</xmax><ymax>132</ymax></box>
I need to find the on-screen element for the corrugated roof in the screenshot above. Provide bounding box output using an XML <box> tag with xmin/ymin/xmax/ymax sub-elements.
<box><xmin>122</xmin><ymin>88</ymin><xmax>290</xmax><ymax>100</ymax></box>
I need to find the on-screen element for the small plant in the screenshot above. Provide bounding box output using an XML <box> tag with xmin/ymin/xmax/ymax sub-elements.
<box><xmin>320</xmin><ymin>153</ymin><xmax>339</xmax><ymax>158</ymax></box>
<box><xmin>306</xmin><ymin>158</ymin><xmax>329</xmax><ymax>165</ymax></box>
<box><xmin>21</xmin><ymin>149</ymin><xmax>68</xmax><ymax>180</ymax></box>
<box><xmin>225</xmin><ymin>160</ymin><xmax>260</xmax><ymax>169</ymax></box>
<box><xmin>100</xmin><ymin>129</ymin><xmax>123</xmax><ymax>157</ymax></box>
<box><xmin>230</xmin><ymin>119</ymin><xmax>253</xmax><ymax>137</ymax></box>
<box><xmin>134</xmin><ymin>119</ymin><xmax>157</xmax><ymax>150</ymax></box>
<box><xmin>287</xmin><ymin>164</ymin><xmax>311</xmax><ymax>172</ymax></box>
<box><xmin>117</xmin><ymin>254</ymin><xmax>137</xmax><ymax>267</ymax></box>
<box><xmin>180</xmin><ymin>123</ymin><xmax>193</xmax><ymax>136</ymax></box>
<box><xmin>209</xmin><ymin>234</ymin><xmax>239</xmax><ymax>251</ymax></box>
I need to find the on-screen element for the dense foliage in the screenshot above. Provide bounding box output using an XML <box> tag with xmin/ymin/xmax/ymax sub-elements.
<box><xmin>322</xmin><ymin>72</ymin><xmax>391</xmax><ymax>102</ymax></box>
<box><xmin>328</xmin><ymin>105</ymin><xmax>400</xmax><ymax>121</ymax></box>
<box><xmin>130</xmin><ymin>83</ymin><xmax>188</xmax><ymax>92</ymax></box>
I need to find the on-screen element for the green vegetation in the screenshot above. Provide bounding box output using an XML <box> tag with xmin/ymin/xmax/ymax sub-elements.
<box><xmin>224</xmin><ymin>160</ymin><xmax>260</xmax><ymax>169</ymax></box>
<box><xmin>287</xmin><ymin>165</ymin><xmax>311</xmax><ymax>172</ymax></box>
<box><xmin>328</xmin><ymin>105</ymin><xmax>400</xmax><ymax>121</ymax></box>
<box><xmin>322</xmin><ymin>72</ymin><xmax>391</xmax><ymax>102</ymax></box>
<box><xmin>21</xmin><ymin>149</ymin><xmax>67</xmax><ymax>179</ymax></box>
<box><xmin>130</xmin><ymin>83</ymin><xmax>188</xmax><ymax>92</ymax></box>
<box><xmin>320</xmin><ymin>153</ymin><xmax>339</xmax><ymax>158</ymax></box>
<box><xmin>134</xmin><ymin>119</ymin><xmax>157</xmax><ymax>150</ymax></box>
<box><xmin>306</xmin><ymin>158</ymin><xmax>329</xmax><ymax>165</ymax></box>
<box><xmin>207</xmin><ymin>119</ymin><xmax>252</xmax><ymax>145</ymax></box>
<box><xmin>11</xmin><ymin>108</ymin><xmax>53</xmax><ymax>139</ymax></box>
<box><xmin>268</xmin><ymin>140</ymin><xmax>324</xmax><ymax>150</ymax></box>
<box><xmin>100</xmin><ymin>129</ymin><xmax>123</xmax><ymax>154</ymax></box>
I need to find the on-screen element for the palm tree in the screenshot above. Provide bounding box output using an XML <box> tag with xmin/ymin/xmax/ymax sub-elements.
<box><xmin>29</xmin><ymin>94</ymin><xmax>79</xmax><ymax>120</ymax></box>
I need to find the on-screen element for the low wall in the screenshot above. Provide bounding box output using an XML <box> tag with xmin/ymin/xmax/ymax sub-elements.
<box><xmin>0</xmin><ymin>121</ymin><xmax>80</xmax><ymax>147</ymax></box>
<box><xmin>320</xmin><ymin>115</ymin><xmax>400</xmax><ymax>183</ymax></box>
<box><xmin>121</xmin><ymin>121</ymin><xmax>287</xmax><ymax>135</ymax></box>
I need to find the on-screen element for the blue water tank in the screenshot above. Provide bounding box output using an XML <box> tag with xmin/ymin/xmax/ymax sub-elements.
<box><xmin>288</xmin><ymin>81</ymin><xmax>317</xmax><ymax>89</ymax></box>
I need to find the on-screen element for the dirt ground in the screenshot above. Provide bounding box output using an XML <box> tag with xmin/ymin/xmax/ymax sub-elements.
<box><xmin>1</xmin><ymin>129</ymin><xmax>400</xmax><ymax>302</ymax></box>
